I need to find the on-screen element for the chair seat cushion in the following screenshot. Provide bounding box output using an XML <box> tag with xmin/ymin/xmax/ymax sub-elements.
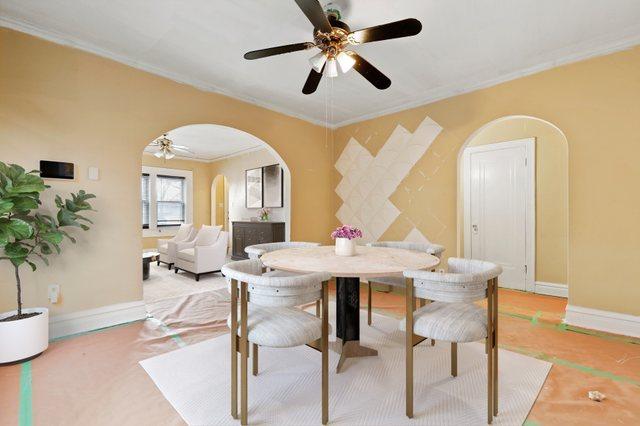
<box><xmin>227</xmin><ymin>304</ymin><xmax>328</xmax><ymax>348</ymax></box>
<box><xmin>399</xmin><ymin>302</ymin><xmax>487</xmax><ymax>343</ymax></box>
<box><xmin>369</xmin><ymin>275</ymin><xmax>404</xmax><ymax>287</ymax></box>
<box><xmin>177</xmin><ymin>248</ymin><xmax>195</xmax><ymax>262</ymax></box>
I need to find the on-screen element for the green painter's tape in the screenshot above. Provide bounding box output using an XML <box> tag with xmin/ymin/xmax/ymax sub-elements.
<box><xmin>523</xmin><ymin>420</ymin><xmax>541</xmax><ymax>426</ymax></box>
<box><xmin>501</xmin><ymin>344</ymin><xmax>640</xmax><ymax>387</ymax></box>
<box><xmin>530</xmin><ymin>311</ymin><xmax>542</xmax><ymax>325</ymax></box>
<box><xmin>19</xmin><ymin>361</ymin><xmax>33</xmax><ymax>426</ymax></box>
<box><xmin>147</xmin><ymin>316</ymin><xmax>186</xmax><ymax>348</ymax></box>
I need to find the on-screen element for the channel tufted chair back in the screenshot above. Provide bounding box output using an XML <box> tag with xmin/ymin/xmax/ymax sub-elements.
<box><xmin>222</xmin><ymin>259</ymin><xmax>329</xmax><ymax>308</ymax></box>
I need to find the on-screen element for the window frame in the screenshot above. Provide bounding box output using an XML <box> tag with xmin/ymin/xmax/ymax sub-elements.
<box><xmin>141</xmin><ymin>166</ymin><xmax>193</xmax><ymax>237</ymax></box>
<box><xmin>141</xmin><ymin>173</ymin><xmax>150</xmax><ymax>229</ymax></box>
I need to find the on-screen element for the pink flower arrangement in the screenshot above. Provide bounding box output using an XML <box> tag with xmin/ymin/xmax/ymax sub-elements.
<box><xmin>331</xmin><ymin>225</ymin><xmax>363</xmax><ymax>240</ymax></box>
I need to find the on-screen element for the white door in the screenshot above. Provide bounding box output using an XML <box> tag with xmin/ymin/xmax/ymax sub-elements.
<box><xmin>463</xmin><ymin>139</ymin><xmax>535</xmax><ymax>291</ymax></box>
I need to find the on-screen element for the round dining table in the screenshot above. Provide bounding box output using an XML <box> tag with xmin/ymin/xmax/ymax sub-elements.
<box><xmin>260</xmin><ymin>245</ymin><xmax>440</xmax><ymax>372</ymax></box>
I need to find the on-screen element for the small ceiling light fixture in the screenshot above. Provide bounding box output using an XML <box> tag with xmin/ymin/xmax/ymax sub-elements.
<box><xmin>309</xmin><ymin>51</ymin><xmax>328</xmax><ymax>72</ymax></box>
<box><xmin>336</xmin><ymin>51</ymin><xmax>356</xmax><ymax>73</ymax></box>
<box><xmin>147</xmin><ymin>134</ymin><xmax>192</xmax><ymax>160</ymax></box>
<box><xmin>326</xmin><ymin>58</ymin><xmax>339</xmax><ymax>78</ymax></box>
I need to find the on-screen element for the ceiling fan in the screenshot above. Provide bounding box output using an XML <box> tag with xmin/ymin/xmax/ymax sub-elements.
<box><xmin>244</xmin><ymin>0</ymin><xmax>422</xmax><ymax>94</ymax></box>
<box><xmin>147</xmin><ymin>134</ymin><xmax>192</xmax><ymax>160</ymax></box>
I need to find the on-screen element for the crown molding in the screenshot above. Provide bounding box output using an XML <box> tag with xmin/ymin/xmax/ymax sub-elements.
<box><xmin>142</xmin><ymin>145</ymin><xmax>267</xmax><ymax>163</ymax></box>
<box><xmin>3</xmin><ymin>16</ymin><xmax>640</xmax><ymax>129</ymax></box>
<box><xmin>0</xmin><ymin>17</ymin><xmax>330</xmax><ymax>129</ymax></box>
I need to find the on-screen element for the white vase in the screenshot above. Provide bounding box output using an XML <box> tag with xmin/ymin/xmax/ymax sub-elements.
<box><xmin>0</xmin><ymin>307</ymin><xmax>49</xmax><ymax>364</ymax></box>
<box><xmin>335</xmin><ymin>238</ymin><xmax>356</xmax><ymax>256</ymax></box>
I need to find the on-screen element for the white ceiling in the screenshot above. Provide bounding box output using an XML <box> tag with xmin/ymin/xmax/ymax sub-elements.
<box><xmin>2</xmin><ymin>0</ymin><xmax>640</xmax><ymax>127</ymax></box>
<box><xmin>144</xmin><ymin>124</ymin><xmax>265</xmax><ymax>161</ymax></box>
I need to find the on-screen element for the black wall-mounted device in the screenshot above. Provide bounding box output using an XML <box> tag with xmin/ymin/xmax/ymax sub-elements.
<box><xmin>39</xmin><ymin>160</ymin><xmax>75</xmax><ymax>180</ymax></box>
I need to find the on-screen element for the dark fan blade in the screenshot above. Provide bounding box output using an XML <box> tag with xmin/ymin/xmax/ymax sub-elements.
<box><xmin>302</xmin><ymin>65</ymin><xmax>324</xmax><ymax>95</ymax></box>
<box><xmin>294</xmin><ymin>0</ymin><xmax>333</xmax><ymax>33</ymax></box>
<box><xmin>348</xmin><ymin>18</ymin><xmax>422</xmax><ymax>44</ymax></box>
<box><xmin>244</xmin><ymin>42</ymin><xmax>315</xmax><ymax>60</ymax></box>
<box><xmin>350</xmin><ymin>52</ymin><xmax>391</xmax><ymax>90</ymax></box>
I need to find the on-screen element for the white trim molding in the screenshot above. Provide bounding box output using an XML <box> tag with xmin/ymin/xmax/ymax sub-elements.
<box><xmin>534</xmin><ymin>281</ymin><xmax>568</xmax><ymax>298</ymax></box>
<box><xmin>49</xmin><ymin>300</ymin><xmax>147</xmax><ymax>339</ymax></box>
<box><xmin>564</xmin><ymin>304</ymin><xmax>640</xmax><ymax>338</ymax></box>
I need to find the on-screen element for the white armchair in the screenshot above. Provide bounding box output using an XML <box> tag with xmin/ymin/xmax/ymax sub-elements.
<box><xmin>157</xmin><ymin>223</ymin><xmax>196</xmax><ymax>269</ymax></box>
<box><xmin>174</xmin><ymin>225</ymin><xmax>228</xmax><ymax>281</ymax></box>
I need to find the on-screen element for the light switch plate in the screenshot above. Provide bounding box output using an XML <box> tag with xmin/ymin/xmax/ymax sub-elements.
<box><xmin>88</xmin><ymin>166</ymin><xmax>99</xmax><ymax>181</ymax></box>
<box><xmin>48</xmin><ymin>284</ymin><xmax>60</xmax><ymax>304</ymax></box>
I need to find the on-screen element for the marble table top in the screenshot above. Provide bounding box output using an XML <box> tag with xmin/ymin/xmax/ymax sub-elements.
<box><xmin>260</xmin><ymin>245</ymin><xmax>440</xmax><ymax>278</ymax></box>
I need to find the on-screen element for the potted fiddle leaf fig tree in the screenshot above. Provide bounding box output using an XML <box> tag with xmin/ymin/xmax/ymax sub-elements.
<box><xmin>0</xmin><ymin>162</ymin><xmax>96</xmax><ymax>364</ymax></box>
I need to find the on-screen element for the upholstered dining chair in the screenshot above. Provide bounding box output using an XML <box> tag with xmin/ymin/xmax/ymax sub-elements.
<box><xmin>365</xmin><ymin>241</ymin><xmax>445</xmax><ymax>326</ymax></box>
<box><xmin>400</xmin><ymin>258</ymin><xmax>502</xmax><ymax>423</ymax></box>
<box><xmin>156</xmin><ymin>223</ymin><xmax>195</xmax><ymax>269</ymax></box>
<box><xmin>222</xmin><ymin>259</ymin><xmax>331</xmax><ymax>425</ymax></box>
<box><xmin>245</xmin><ymin>241</ymin><xmax>323</xmax><ymax>315</ymax></box>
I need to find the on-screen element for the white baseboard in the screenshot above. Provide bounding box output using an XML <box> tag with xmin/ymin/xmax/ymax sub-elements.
<box><xmin>534</xmin><ymin>281</ymin><xmax>568</xmax><ymax>298</ymax></box>
<box><xmin>564</xmin><ymin>304</ymin><xmax>640</xmax><ymax>338</ymax></box>
<box><xmin>49</xmin><ymin>300</ymin><xmax>147</xmax><ymax>339</ymax></box>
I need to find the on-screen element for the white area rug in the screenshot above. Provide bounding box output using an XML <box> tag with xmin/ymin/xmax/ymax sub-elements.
<box><xmin>140</xmin><ymin>309</ymin><xmax>550</xmax><ymax>425</ymax></box>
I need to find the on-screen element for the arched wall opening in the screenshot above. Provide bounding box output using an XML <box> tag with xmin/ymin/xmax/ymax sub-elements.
<box><xmin>140</xmin><ymin>123</ymin><xmax>292</xmax><ymax>259</ymax></box>
<box><xmin>457</xmin><ymin>115</ymin><xmax>569</xmax><ymax>294</ymax></box>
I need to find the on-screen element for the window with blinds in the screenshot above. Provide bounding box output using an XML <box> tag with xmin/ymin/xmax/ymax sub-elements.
<box><xmin>156</xmin><ymin>175</ymin><xmax>186</xmax><ymax>226</ymax></box>
<box><xmin>141</xmin><ymin>173</ymin><xmax>150</xmax><ymax>229</ymax></box>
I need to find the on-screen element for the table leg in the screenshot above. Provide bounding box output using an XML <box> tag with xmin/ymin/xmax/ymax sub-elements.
<box><xmin>142</xmin><ymin>258</ymin><xmax>150</xmax><ymax>280</ymax></box>
<box><xmin>332</xmin><ymin>277</ymin><xmax>378</xmax><ymax>373</ymax></box>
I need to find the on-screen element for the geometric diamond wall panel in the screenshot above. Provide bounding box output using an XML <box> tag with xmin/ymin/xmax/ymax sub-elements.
<box><xmin>335</xmin><ymin>116</ymin><xmax>443</xmax><ymax>242</ymax></box>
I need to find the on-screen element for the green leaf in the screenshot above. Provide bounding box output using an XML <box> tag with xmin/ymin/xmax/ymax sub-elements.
<box><xmin>0</xmin><ymin>200</ymin><xmax>14</xmax><ymax>215</ymax></box>
<box><xmin>0</xmin><ymin>218</ymin><xmax>33</xmax><ymax>240</ymax></box>
<box><xmin>41</xmin><ymin>231</ymin><xmax>63</xmax><ymax>245</ymax></box>
<box><xmin>9</xmin><ymin>196</ymin><xmax>39</xmax><ymax>212</ymax></box>
<box><xmin>26</xmin><ymin>260</ymin><xmax>37</xmax><ymax>272</ymax></box>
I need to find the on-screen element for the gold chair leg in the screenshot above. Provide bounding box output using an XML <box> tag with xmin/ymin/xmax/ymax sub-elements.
<box><xmin>315</xmin><ymin>300</ymin><xmax>321</xmax><ymax>318</ymax></box>
<box><xmin>367</xmin><ymin>282</ymin><xmax>372</xmax><ymax>326</ymax></box>
<box><xmin>321</xmin><ymin>281</ymin><xmax>329</xmax><ymax>425</ymax></box>
<box><xmin>451</xmin><ymin>342</ymin><xmax>458</xmax><ymax>377</ymax></box>
<box><xmin>493</xmin><ymin>278</ymin><xmax>499</xmax><ymax>416</ymax></box>
<box><xmin>405</xmin><ymin>277</ymin><xmax>414</xmax><ymax>418</ymax></box>
<box><xmin>252</xmin><ymin>343</ymin><xmax>258</xmax><ymax>376</ymax></box>
<box><xmin>230</xmin><ymin>280</ymin><xmax>238</xmax><ymax>419</ymax></box>
<box><xmin>487</xmin><ymin>279</ymin><xmax>494</xmax><ymax>425</ymax></box>
<box><xmin>240</xmin><ymin>282</ymin><xmax>248</xmax><ymax>425</ymax></box>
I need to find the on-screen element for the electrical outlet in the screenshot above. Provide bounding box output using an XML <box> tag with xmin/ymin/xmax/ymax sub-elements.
<box><xmin>48</xmin><ymin>284</ymin><xmax>60</xmax><ymax>304</ymax></box>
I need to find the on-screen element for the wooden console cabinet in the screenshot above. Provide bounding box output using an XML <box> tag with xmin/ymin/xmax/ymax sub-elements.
<box><xmin>231</xmin><ymin>221</ymin><xmax>285</xmax><ymax>260</ymax></box>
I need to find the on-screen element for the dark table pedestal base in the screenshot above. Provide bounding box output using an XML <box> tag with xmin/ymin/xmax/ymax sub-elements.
<box><xmin>333</xmin><ymin>276</ymin><xmax>378</xmax><ymax>373</ymax></box>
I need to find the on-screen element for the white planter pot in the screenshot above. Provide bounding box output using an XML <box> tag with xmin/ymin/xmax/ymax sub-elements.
<box><xmin>0</xmin><ymin>308</ymin><xmax>49</xmax><ymax>364</ymax></box>
<box><xmin>335</xmin><ymin>238</ymin><xmax>356</xmax><ymax>256</ymax></box>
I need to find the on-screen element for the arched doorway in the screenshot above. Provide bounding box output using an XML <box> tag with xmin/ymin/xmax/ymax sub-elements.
<box><xmin>211</xmin><ymin>174</ymin><xmax>229</xmax><ymax>231</ymax></box>
<box><xmin>140</xmin><ymin>124</ymin><xmax>292</xmax><ymax>297</ymax></box>
<box><xmin>457</xmin><ymin>115</ymin><xmax>569</xmax><ymax>297</ymax></box>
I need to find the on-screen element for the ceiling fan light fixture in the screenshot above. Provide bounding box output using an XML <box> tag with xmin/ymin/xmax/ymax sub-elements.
<box><xmin>309</xmin><ymin>51</ymin><xmax>327</xmax><ymax>73</ymax></box>
<box><xmin>336</xmin><ymin>51</ymin><xmax>356</xmax><ymax>73</ymax></box>
<box><xmin>164</xmin><ymin>151</ymin><xmax>176</xmax><ymax>160</ymax></box>
<box><xmin>326</xmin><ymin>58</ymin><xmax>339</xmax><ymax>78</ymax></box>
<box><xmin>154</xmin><ymin>150</ymin><xmax>164</xmax><ymax>158</ymax></box>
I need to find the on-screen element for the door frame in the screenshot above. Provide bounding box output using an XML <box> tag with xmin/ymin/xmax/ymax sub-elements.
<box><xmin>462</xmin><ymin>138</ymin><xmax>536</xmax><ymax>292</ymax></box>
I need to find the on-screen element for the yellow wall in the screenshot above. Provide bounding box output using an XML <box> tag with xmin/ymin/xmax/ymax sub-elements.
<box><xmin>465</xmin><ymin>117</ymin><xmax>569</xmax><ymax>284</ymax></box>
<box><xmin>3</xmin><ymin>27</ymin><xmax>640</xmax><ymax>318</ymax></box>
<box><xmin>0</xmin><ymin>28</ymin><xmax>334</xmax><ymax>315</ymax></box>
<box><xmin>141</xmin><ymin>155</ymin><xmax>213</xmax><ymax>249</ymax></box>
<box><xmin>334</xmin><ymin>45</ymin><xmax>640</xmax><ymax>316</ymax></box>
